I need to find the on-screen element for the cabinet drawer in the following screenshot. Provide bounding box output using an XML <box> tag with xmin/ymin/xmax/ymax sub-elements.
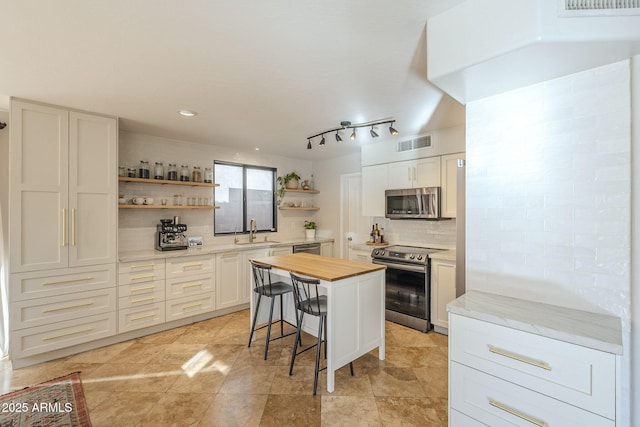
<box><xmin>10</xmin><ymin>265</ymin><xmax>116</xmax><ymax>302</ymax></box>
<box><xmin>118</xmin><ymin>279</ymin><xmax>165</xmax><ymax>299</ymax></box>
<box><xmin>166</xmin><ymin>293</ymin><xmax>215</xmax><ymax>322</ymax></box>
<box><xmin>166</xmin><ymin>254</ymin><xmax>213</xmax><ymax>278</ymax></box>
<box><xmin>10</xmin><ymin>312</ymin><xmax>117</xmax><ymax>358</ymax></box>
<box><xmin>450</xmin><ymin>409</ymin><xmax>486</xmax><ymax>426</ymax></box>
<box><xmin>11</xmin><ymin>288</ymin><xmax>117</xmax><ymax>330</ymax></box>
<box><xmin>119</xmin><ymin>286</ymin><xmax>165</xmax><ymax>310</ymax></box>
<box><xmin>118</xmin><ymin>303</ymin><xmax>165</xmax><ymax>333</ymax></box>
<box><xmin>166</xmin><ymin>274</ymin><xmax>213</xmax><ymax>299</ymax></box>
<box><xmin>118</xmin><ymin>259</ymin><xmax>165</xmax><ymax>284</ymax></box>
<box><xmin>450</xmin><ymin>314</ymin><xmax>616</xmax><ymax>419</ymax></box>
<box><xmin>450</xmin><ymin>362</ymin><xmax>614</xmax><ymax>427</ymax></box>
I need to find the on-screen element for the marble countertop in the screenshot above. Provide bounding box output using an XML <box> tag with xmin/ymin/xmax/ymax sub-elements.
<box><xmin>448</xmin><ymin>290</ymin><xmax>622</xmax><ymax>355</ymax></box>
<box><xmin>430</xmin><ymin>249</ymin><xmax>456</xmax><ymax>261</ymax></box>
<box><xmin>119</xmin><ymin>237</ymin><xmax>334</xmax><ymax>262</ymax></box>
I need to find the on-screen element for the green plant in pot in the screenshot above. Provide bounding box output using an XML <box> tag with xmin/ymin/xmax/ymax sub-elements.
<box><xmin>304</xmin><ymin>220</ymin><xmax>317</xmax><ymax>240</ymax></box>
<box><xmin>275</xmin><ymin>171</ymin><xmax>301</xmax><ymax>205</ymax></box>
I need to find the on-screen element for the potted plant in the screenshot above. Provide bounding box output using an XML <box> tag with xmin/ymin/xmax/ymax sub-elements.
<box><xmin>275</xmin><ymin>171</ymin><xmax>301</xmax><ymax>205</ymax></box>
<box><xmin>304</xmin><ymin>220</ymin><xmax>317</xmax><ymax>240</ymax></box>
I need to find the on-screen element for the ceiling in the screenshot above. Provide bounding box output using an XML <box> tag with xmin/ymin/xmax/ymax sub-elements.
<box><xmin>0</xmin><ymin>0</ymin><xmax>466</xmax><ymax>160</ymax></box>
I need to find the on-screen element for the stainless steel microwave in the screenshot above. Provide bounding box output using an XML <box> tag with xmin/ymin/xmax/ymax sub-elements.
<box><xmin>385</xmin><ymin>187</ymin><xmax>441</xmax><ymax>220</ymax></box>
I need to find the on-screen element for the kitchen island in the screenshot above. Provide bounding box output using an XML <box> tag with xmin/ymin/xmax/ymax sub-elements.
<box><xmin>251</xmin><ymin>253</ymin><xmax>386</xmax><ymax>392</ymax></box>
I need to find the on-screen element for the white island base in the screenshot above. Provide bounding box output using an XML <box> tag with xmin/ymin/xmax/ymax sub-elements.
<box><xmin>250</xmin><ymin>253</ymin><xmax>386</xmax><ymax>393</ymax></box>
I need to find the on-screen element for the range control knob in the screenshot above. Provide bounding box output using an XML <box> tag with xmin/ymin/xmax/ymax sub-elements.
<box><xmin>409</xmin><ymin>254</ymin><xmax>415</xmax><ymax>260</ymax></box>
<box><xmin>373</xmin><ymin>250</ymin><xmax>379</xmax><ymax>255</ymax></box>
<box><xmin>380</xmin><ymin>250</ymin><xmax>385</xmax><ymax>256</ymax></box>
<box><xmin>417</xmin><ymin>255</ymin><xmax>424</xmax><ymax>261</ymax></box>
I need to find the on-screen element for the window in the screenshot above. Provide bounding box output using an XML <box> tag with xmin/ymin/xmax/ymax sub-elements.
<box><xmin>214</xmin><ymin>161</ymin><xmax>277</xmax><ymax>235</ymax></box>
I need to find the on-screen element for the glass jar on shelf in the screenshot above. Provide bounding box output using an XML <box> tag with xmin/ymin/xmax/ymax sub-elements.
<box><xmin>192</xmin><ymin>166</ymin><xmax>202</xmax><ymax>183</ymax></box>
<box><xmin>118</xmin><ymin>166</ymin><xmax>126</xmax><ymax>177</ymax></box>
<box><xmin>204</xmin><ymin>167</ymin><xmax>213</xmax><ymax>183</ymax></box>
<box><xmin>180</xmin><ymin>165</ymin><xmax>190</xmax><ymax>182</ymax></box>
<box><xmin>127</xmin><ymin>167</ymin><xmax>136</xmax><ymax>178</ymax></box>
<box><xmin>139</xmin><ymin>160</ymin><xmax>150</xmax><ymax>179</ymax></box>
<box><xmin>167</xmin><ymin>164</ymin><xmax>178</xmax><ymax>181</ymax></box>
<box><xmin>154</xmin><ymin>162</ymin><xmax>164</xmax><ymax>180</ymax></box>
<box><xmin>173</xmin><ymin>194</ymin><xmax>183</xmax><ymax>206</ymax></box>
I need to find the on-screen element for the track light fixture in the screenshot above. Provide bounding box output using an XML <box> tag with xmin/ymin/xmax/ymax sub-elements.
<box><xmin>306</xmin><ymin>119</ymin><xmax>397</xmax><ymax>150</ymax></box>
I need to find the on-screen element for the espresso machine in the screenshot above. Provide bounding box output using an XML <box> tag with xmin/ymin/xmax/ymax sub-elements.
<box><xmin>156</xmin><ymin>218</ymin><xmax>188</xmax><ymax>251</ymax></box>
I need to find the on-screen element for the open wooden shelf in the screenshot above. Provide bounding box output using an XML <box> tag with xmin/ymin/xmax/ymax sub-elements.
<box><xmin>278</xmin><ymin>207</ymin><xmax>320</xmax><ymax>211</ymax></box>
<box><xmin>118</xmin><ymin>177</ymin><xmax>219</xmax><ymax>187</ymax></box>
<box><xmin>119</xmin><ymin>205</ymin><xmax>219</xmax><ymax>209</ymax></box>
<box><xmin>284</xmin><ymin>189</ymin><xmax>319</xmax><ymax>194</ymax></box>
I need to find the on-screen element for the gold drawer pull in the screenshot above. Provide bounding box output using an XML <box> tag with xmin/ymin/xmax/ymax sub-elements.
<box><xmin>43</xmin><ymin>277</ymin><xmax>93</xmax><ymax>286</ymax></box>
<box><xmin>43</xmin><ymin>327</ymin><xmax>94</xmax><ymax>341</ymax></box>
<box><xmin>131</xmin><ymin>274</ymin><xmax>155</xmax><ymax>281</ymax></box>
<box><xmin>182</xmin><ymin>263</ymin><xmax>203</xmax><ymax>269</ymax></box>
<box><xmin>182</xmin><ymin>303</ymin><xmax>202</xmax><ymax>311</ymax></box>
<box><xmin>43</xmin><ymin>302</ymin><xmax>94</xmax><ymax>313</ymax></box>
<box><xmin>131</xmin><ymin>285</ymin><xmax>156</xmax><ymax>292</ymax></box>
<box><xmin>489</xmin><ymin>400</ymin><xmax>548</xmax><ymax>427</ymax></box>
<box><xmin>182</xmin><ymin>282</ymin><xmax>203</xmax><ymax>289</ymax></box>
<box><xmin>131</xmin><ymin>296</ymin><xmax>155</xmax><ymax>304</ymax></box>
<box><xmin>130</xmin><ymin>263</ymin><xmax>155</xmax><ymax>269</ymax></box>
<box><xmin>131</xmin><ymin>313</ymin><xmax>156</xmax><ymax>321</ymax></box>
<box><xmin>488</xmin><ymin>346</ymin><xmax>551</xmax><ymax>371</ymax></box>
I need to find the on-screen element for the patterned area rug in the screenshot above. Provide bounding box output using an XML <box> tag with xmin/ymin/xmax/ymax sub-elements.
<box><xmin>0</xmin><ymin>372</ymin><xmax>91</xmax><ymax>426</ymax></box>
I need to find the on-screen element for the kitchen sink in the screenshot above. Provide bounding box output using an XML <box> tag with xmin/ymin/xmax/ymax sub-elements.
<box><xmin>235</xmin><ymin>240</ymin><xmax>280</xmax><ymax>245</ymax></box>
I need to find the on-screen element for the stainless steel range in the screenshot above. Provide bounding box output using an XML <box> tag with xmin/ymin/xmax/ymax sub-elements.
<box><xmin>371</xmin><ymin>245</ymin><xmax>444</xmax><ymax>332</ymax></box>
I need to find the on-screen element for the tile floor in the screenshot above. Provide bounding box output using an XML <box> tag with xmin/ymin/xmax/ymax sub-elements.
<box><xmin>0</xmin><ymin>309</ymin><xmax>449</xmax><ymax>426</ymax></box>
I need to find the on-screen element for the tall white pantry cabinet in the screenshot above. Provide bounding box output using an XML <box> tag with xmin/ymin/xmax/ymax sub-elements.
<box><xmin>8</xmin><ymin>99</ymin><xmax>118</xmax><ymax>364</ymax></box>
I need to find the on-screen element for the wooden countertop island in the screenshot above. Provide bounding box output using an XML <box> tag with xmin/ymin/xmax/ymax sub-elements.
<box><xmin>254</xmin><ymin>252</ymin><xmax>386</xmax><ymax>281</ymax></box>
<box><xmin>250</xmin><ymin>253</ymin><xmax>386</xmax><ymax>393</ymax></box>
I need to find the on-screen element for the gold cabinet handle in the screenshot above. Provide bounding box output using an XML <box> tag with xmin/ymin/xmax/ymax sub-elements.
<box><xmin>43</xmin><ymin>276</ymin><xmax>93</xmax><ymax>286</ymax></box>
<box><xmin>489</xmin><ymin>400</ymin><xmax>548</xmax><ymax>427</ymax></box>
<box><xmin>182</xmin><ymin>303</ymin><xmax>202</xmax><ymax>311</ymax></box>
<box><xmin>488</xmin><ymin>345</ymin><xmax>551</xmax><ymax>371</ymax></box>
<box><xmin>131</xmin><ymin>285</ymin><xmax>155</xmax><ymax>292</ymax></box>
<box><xmin>182</xmin><ymin>262</ymin><xmax>203</xmax><ymax>269</ymax></box>
<box><xmin>131</xmin><ymin>313</ymin><xmax>156</xmax><ymax>321</ymax></box>
<box><xmin>131</xmin><ymin>274</ymin><xmax>155</xmax><ymax>281</ymax></box>
<box><xmin>131</xmin><ymin>296</ymin><xmax>155</xmax><ymax>304</ymax></box>
<box><xmin>62</xmin><ymin>208</ymin><xmax>67</xmax><ymax>247</ymax></box>
<box><xmin>43</xmin><ymin>327</ymin><xmax>93</xmax><ymax>341</ymax></box>
<box><xmin>71</xmin><ymin>208</ymin><xmax>76</xmax><ymax>246</ymax></box>
<box><xmin>130</xmin><ymin>263</ymin><xmax>155</xmax><ymax>269</ymax></box>
<box><xmin>182</xmin><ymin>282</ymin><xmax>203</xmax><ymax>289</ymax></box>
<box><xmin>43</xmin><ymin>302</ymin><xmax>93</xmax><ymax>313</ymax></box>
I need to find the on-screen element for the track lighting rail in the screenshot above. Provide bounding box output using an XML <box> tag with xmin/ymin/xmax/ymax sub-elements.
<box><xmin>306</xmin><ymin>119</ymin><xmax>398</xmax><ymax>149</ymax></box>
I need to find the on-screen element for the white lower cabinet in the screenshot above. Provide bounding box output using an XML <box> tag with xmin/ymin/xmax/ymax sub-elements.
<box><xmin>430</xmin><ymin>259</ymin><xmax>456</xmax><ymax>333</ymax></box>
<box><xmin>118</xmin><ymin>259</ymin><xmax>166</xmax><ymax>332</ymax></box>
<box><xmin>449</xmin><ymin>314</ymin><xmax>617</xmax><ymax>426</ymax></box>
<box><xmin>215</xmin><ymin>252</ymin><xmax>243</xmax><ymax>309</ymax></box>
<box><xmin>165</xmin><ymin>255</ymin><xmax>216</xmax><ymax>320</ymax></box>
<box><xmin>9</xmin><ymin>264</ymin><xmax>117</xmax><ymax>359</ymax></box>
<box><xmin>320</xmin><ymin>242</ymin><xmax>333</xmax><ymax>257</ymax></box>
<box><xmin>166</xmin><ymin>293</ymin><xmax>215</xmax><ymax>322</ymax></box>
<box><xmin>349</xmin><ymin>247</ymin><xmax>372</xmax><ymax>262</ymax></box>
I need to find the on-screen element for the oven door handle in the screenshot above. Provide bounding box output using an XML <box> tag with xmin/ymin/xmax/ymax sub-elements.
<box><xmin>372</xmin><ymin>259</ymin><xmax>426</xmax><ymax>273</ymax></box>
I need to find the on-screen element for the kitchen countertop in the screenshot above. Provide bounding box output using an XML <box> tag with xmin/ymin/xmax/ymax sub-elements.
<box><xmin>119</xmin><ymin>237</ymin><xmax>334</xmax><ymax>262</ymax></box>
<box><xmin>448</xmin><ymin>290</ymin><xmax>622</xmax><ymax>355</ymax></box>
<box><xmin>429</xmin><ymin>249</ymin><xmax>456</xmax><ymax>261</ymax></box>
<box><xmin>253</xmin><ymin>252</ymin><xmax>386</xmax><ymax>282</ymax></box>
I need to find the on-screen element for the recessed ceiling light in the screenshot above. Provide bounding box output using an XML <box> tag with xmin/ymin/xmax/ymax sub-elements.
<box><xmin>255</xmin><ymin>147</ymin><xmax>260</xmax><ymax>151</ymax></box>
<box><xmin>178</xmin><ymin>109</ymin><xmax>197</xmax><ymax>117</ymax></box>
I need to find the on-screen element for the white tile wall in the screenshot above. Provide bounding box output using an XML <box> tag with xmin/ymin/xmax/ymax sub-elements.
<box><xmin>118</xmin><ymin>132</ymin><xmax>313</xmax><ymax>251</ymax></box>
<box><xmin>466</xmin><ymin>60</ymin><xmax>632</xmax><ymax>424</ymax></box>
<box><xmin>370</xmin><ymin>217</ymin><xmax>457</xmax><ymax>249</ymax></box>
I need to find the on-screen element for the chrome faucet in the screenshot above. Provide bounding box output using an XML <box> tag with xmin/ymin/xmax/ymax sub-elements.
<box><xmin>249</xmin><ymin>219</ymin><xmax>257</xmax><ymax>242</ymax></box>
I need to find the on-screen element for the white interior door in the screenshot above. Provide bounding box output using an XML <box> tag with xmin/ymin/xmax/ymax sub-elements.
<box><xmin>340</xmin><ymin>173</ymin><xmax>369</xmax><ymax>259</ymax></box>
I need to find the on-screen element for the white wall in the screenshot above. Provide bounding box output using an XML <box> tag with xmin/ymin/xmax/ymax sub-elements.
<box><xmin>631</xmin><ymin>54</ymin><xmax>639</xmax><ymax>427</ymax></box>
<box><xmin>466</xmin><ymin>60</ymin><xmax>632</xmax><ymax>423</ymax></box>
<box><xmin>0</xmin><ymin>110</ymin><xmax>9</xmax><ymax>355</ymax></box>
<box><xmin>118</xmin><ymin>131</ymin><xmax>313</xmax><ymax>251</ymax></box>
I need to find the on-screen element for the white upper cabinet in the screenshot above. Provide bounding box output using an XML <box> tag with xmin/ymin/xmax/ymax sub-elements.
<box><xmin>9</xmin><ymin>99</ymin><xmax>117</xmax><ymax>272</ymax></box>
<box><xmin>440</xmin><ymin>153</ymin><xmax>465</xmax><ymax>218</ymax></box>
<box><xmin>361</xmin><ymin>164</ymin><xmax>388</xmax><ymax>217</ymax></box>
<box><xmin>387</xmin><ymin>158</ymin><xmax>441</xmax><ymax>190</ymax></box>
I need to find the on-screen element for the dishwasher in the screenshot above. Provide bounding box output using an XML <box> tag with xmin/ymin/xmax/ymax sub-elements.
<box><xmin>293</xmin><ymin>242</ymin><xmax>321</xmax><ymax>255</ymax></box>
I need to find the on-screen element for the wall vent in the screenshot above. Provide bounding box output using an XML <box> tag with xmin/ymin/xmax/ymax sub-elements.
<box><xmin>561</xmin><ymin>0</ymin><xmax>640</xmax><ymax>15</ymax></box>
<box><xmin>396</xmin><ymin>134</ymin><xmax>432</xmax><ymax>152</ymax></box>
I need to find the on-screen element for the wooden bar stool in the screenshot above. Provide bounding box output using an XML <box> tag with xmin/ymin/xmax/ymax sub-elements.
<box><xmin>248</xmin><ymin>260</ymin><xmax>298</xmax><ymax>360</ymax></box>
<box><xmin>288</xmin><ymin>272</ymin><xmax>354</xmax><ymax>395</ymax></box>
